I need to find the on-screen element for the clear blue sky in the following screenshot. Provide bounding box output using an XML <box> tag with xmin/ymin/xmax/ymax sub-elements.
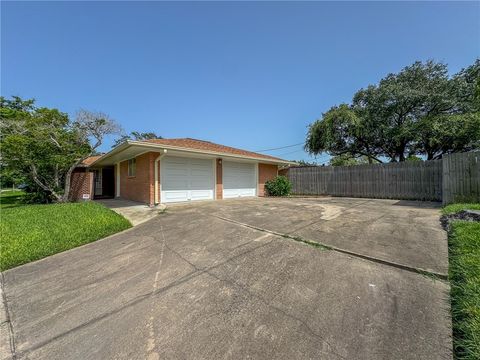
<box><xmin>2</xmin><ymin>1</ymin><xmax>479</xmax><ymax>163</ymax></box>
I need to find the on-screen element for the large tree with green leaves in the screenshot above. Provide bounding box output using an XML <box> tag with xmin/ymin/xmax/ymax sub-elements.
<box><xmin>306</xmin><ymin>60</ymin><xmax>480</xmax><ymax>162</ymax></box>
<box><xmin>0</xmin><ymin>97</ymin><xmax>121</xmax><ymax>202</ymax></box>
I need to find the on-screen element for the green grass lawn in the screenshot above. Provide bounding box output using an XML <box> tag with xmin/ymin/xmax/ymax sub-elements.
<box><xmin>443</xmin><ymin>204</ymin><xmax>480</xmax><ymax>360</ymax></box>
<box><xmin>0</xmin><ymin>195</ymin><xmax>131</xmax><ymax>271</ymax></box>
<box><xmin>443</xmin><ymin>203</ymin><xmax>480</xmax><ymax>215</ymax></box>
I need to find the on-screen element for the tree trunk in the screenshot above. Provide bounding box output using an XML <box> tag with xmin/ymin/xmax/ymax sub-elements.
<box><xmin>62</xmin><ymin>166</ymin><xmax>75</xmax><ymax>202</ymax></box>
<box><xmin>54</xmin><ymin>164</ymin><xmax>60</xmax><ymax>188</ymax></box>
<box><xmin>30</xmin><ymin>164</ymin><xmax>63</xmax><ymax>202</ymax></box>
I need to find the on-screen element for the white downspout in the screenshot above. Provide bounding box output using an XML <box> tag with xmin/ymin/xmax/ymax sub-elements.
<box><xmin>154</xmin><ymin>149</ymin><xmax>167</xmax><ymax>204</ymax></box>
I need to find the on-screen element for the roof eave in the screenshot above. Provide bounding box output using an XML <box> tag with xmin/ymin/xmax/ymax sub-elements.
<box><xmin>88</xmin><ymin>140</ymin><xmax>296</xmax><ymax>167</ymax></box>
<box><xmin>87</xmin><ymin>141</ymin><xmax>131</xmax><ymax>167</ymax></box>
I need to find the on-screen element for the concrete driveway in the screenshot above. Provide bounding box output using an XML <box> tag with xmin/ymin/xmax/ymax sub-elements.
<box><xmin>1</xmin><ymin>197</ymin><xmax>451</xmax><ymax>359</ymax></box>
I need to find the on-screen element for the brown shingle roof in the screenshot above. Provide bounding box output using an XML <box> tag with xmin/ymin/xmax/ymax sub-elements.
<box><xmin>142</xmin><ymin>138</ymin><xmax>287</xmax><ymax>162</ymax></box>
<box><xmin>81</xmin><ymin>155</ymin><xmax>102</xmax><ymax>166</ymax></box>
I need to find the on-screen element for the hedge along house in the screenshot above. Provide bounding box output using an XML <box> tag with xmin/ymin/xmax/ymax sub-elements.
<box><xmin>70</xmin><ymin>138</ymin><xmax>294</xmax><ymax>205</ymax></box>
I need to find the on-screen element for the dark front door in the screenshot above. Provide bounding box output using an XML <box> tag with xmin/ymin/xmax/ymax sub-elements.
<box><xmin>102</xmin><ymin>167</ymin><xmax>115</xmax><ymax>198</ymax></box>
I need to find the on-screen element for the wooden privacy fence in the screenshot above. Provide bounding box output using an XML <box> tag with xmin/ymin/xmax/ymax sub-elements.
<box><xmin>286</xmin><ymin>152</ymin><xmax>480</xmax><ymax>204</ymax></box>
<box><xmin>442</xmin><ymin>152</ymin><xmax>480</xmax><ymax>204</ymax></box>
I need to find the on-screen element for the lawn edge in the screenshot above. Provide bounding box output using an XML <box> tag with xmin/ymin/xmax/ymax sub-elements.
<box><xmin>1</xmin><ymin>219</ymin><xmax>138</xmax><ymax>275</ymax></box>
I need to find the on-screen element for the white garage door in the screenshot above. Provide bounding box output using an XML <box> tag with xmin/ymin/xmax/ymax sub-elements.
<box><xmin>161</xmin><ymin>156</ymin><xmax>214</xmax><ymax>203</ymax></box>
<box><xmin>223</xmin><ymin>161</ymin><xmax>256</xmax><ymax>199</ymax></box>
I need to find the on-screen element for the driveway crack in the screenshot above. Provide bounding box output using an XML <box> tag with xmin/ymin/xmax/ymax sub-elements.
<box><xmin>209</xmin><ymin>213</ymin><xmax>448</xmax><ymax>280</ymax></box>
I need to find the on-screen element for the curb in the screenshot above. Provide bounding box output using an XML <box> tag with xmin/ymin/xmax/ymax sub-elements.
<box><xmin>0</xmin><ymin>273</ymin><xmax>15</xmax><ymax>360</ymax></box>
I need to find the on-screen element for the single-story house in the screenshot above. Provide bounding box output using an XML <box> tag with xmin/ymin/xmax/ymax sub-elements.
<box><xmin>70</xmin><ymin>138</ymin><xmax>294</xmax><ymax>205</ymax></box>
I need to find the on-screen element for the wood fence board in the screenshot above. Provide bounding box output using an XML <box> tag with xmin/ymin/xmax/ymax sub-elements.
<box><xmin>287</xmin><ymin>153</ymin><xmax>479</xmax><ymax>203</ymax></box>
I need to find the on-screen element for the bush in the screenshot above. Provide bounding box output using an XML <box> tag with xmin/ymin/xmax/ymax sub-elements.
<box><xmin>265</xmin><ymin>175</ymin><xmax>292</xmax><ymax>196</ymax></box>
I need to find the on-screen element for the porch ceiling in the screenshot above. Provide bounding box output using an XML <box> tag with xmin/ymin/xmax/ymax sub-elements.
<box><xmin>92</xmin><ymin>143</ymin><xmax>163</xmax><ymax>167</ymax></box>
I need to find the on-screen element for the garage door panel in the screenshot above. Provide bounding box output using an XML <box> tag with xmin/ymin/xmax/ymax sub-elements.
<box><xmin>223</xmin><ymin>188</ymin><xmax>256</xmax><ymax>198</ymax></box>
<box><xmin>162</xmin><ymin>190</ymin><xmax>189</xmax><ymax>203</ymax></box>
<box><xmin>161</xmin><ymin>156</ymin><xmax>214</xmax><ymax>203</ymax></box>
<box><xmin>190</xmin><ymin>178</ymin><xmax>212</xmax><ymax>190</ymax></box>
<box><xmin>223</xmin><ymin>161</ymin><xmax>256</xmax><ymax>199</ymax></box>
<box><xmin>190</xmin><ymin>190</ymin><xmax>214</xmax><ymax>201</ymax></box>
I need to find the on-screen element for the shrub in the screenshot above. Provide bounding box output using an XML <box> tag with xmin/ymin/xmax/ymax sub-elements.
<box><xmin>265</xmin><ymin>175</ymin><xmax>292</xmax><ymax>196</ymax></box>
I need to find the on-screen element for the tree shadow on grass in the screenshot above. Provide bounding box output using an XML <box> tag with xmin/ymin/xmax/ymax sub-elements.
<box><xmin>0</xmin><ymin>192</ymin><xmax>26</xmax><ymax>209</ymax></box>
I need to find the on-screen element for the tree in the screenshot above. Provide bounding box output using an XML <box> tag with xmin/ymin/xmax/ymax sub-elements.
<box><xmin>306</xmin><ymin>60</ymin><xmax>480</xmax><ymax>162</ymax></box>
<box><xmin>305</xmin><ymin>104</ymin><xmax>382</xmax><ymax>163</ymax></box>
<box><xmin>112</xmin><ymin>131</ymin><xmax>161</xmax><ymax>147</ymax></box>
<box><xmin>290</xmin><ymin>159</ymin><xmax>318</xmax><ymax>166</ymax></box>
<box><xmin>329</xmin><ymin>154</ymin><xmax>370</xmax><ymax>166</ymax></box>
<box><xmin>0</xmin><ymin>97</ymin><xmax>121</xmax><ymax>202</ymax></box>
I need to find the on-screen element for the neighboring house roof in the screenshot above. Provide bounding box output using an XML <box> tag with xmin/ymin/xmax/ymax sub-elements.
<box><xmin>143</xmin><ymin>138</ymin><xmax>286</xmax><ymax>162</ymax></box>
<box><xmin>86</xmin><ymin>138</ymin><xmax>296</xmax><ymax>167</ymax></box>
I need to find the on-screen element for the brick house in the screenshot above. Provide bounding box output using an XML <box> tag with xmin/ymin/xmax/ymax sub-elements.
<box><xmin>70</xmin><ymin>138</ymin><xmax>293</xmax><ymax>205</ymax></box>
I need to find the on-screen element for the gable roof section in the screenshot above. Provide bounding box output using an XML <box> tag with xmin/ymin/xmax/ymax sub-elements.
<box><xmin>86</xmin><ymin>138</ymin><xmax>296</xmax><ymax>167</ymax></box>
<box><xmin>142</xmin><ymin>138</ymin><xmax>286</xmax><ymax>162</ymax></box>
<box><xmin>79</xmin><ymin>155</ymin><xmax>102</xmax><ymax>166</ymax></box>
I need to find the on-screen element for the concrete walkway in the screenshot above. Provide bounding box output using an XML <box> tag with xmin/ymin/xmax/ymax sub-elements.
<box><xmin>96</xmin><ymin>199</ymin><xmax>164</xmax><ymax>226</ymax></box>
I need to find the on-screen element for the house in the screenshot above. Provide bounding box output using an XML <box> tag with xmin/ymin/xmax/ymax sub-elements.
<box><xmin>70</xmin><ymin>138</ymin><xmax>294</xmax><ymax>205</ymax></box>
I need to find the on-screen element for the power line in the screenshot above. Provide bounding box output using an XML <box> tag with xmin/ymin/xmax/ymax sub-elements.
<box><xmin>254</xmin><ymin>142</ymin><xmax>304</xmax><ymax>152</ymax></box>
<box><xmin>276</xmin><ymin>149</ymin><xmax>307</xmax><ymax>156</ymax></box>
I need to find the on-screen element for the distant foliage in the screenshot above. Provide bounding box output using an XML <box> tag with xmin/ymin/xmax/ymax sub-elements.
<box><xmin>265</xmin><ymin>176</ymin><xmax>292</xmax><ymax>196</ymax></box>
<box><xmin>329</xmin><ymin>154</ymin><xmax>370</xmax><ymax>166</ymax></box>
<box><xmin>112</xmin><ymin>131</ymin><xmax>162</xmax><ymax>147</ymax></box>
<box><xmin>306</xmin><ymin>59</ymin><xmax>480</xmax><ymax>162</ymax></box>
<box><xmin>291</xmin><ymin>159</ymin><xmax>318</xmax><ymax>166</ymax></box>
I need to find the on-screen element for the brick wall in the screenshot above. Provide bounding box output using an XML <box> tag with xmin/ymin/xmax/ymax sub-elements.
<box><xmin>69</xmin><ymin>168</ymin><xmax>93</xmax><ymax>201</ymax></box>
<box><xmin>216</xmin><ymin>158</ymin><xmax>223</xmax><ymax>200</ymax></box>
<box><xmin>278</xmin><ymin>168</ymin><xmax>289</xmax><ymax>177</ymax></box>
<box><xmin>258</xmin><ymin>163</ymin><xmax>278</xmax><ymax>197</ymax></box>
<box><xmin>119</xmin><ymin>151</ymin><xmax>160</xmax><ymax>205</ymax></box>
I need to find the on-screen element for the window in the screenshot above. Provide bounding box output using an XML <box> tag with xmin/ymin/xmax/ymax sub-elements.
<box><xmin>128</xmin><ymin>158</ymin><xmax>136</xmax><ymax>177</ymax></box>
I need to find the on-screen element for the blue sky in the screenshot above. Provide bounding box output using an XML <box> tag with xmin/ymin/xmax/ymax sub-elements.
<box><xmin>2</xmin><ymin>1</ymin><xmax>479</xmax><ymax>163</ymax></box>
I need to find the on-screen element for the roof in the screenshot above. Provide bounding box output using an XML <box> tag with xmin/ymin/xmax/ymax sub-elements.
<box><xmin>142</xmin><ymin>138</ymin><xmax>286</xmax><ymax>162</ymax></box>
<box><xmin>85</xmin><ymin>137</ymin><xmax>296</xmax><ymax>167</ymax></box>
<box><xmin>80</xmin><ymin>155</ymin><xmax>102</xmax><ymax>166</ymax></box>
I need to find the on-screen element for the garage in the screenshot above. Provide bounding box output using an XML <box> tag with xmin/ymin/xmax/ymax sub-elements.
<box><xmin>161</xmin><ymin>156</ymin><xmax>214</xmax><ymax>203</ymax></box>
<box><xmin>223</xmin><ymin>161</ymin><xmax>257</xmax><ymax>198</ymax></box>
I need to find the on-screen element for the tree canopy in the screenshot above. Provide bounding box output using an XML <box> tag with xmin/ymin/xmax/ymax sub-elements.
<box><xmin>112</xmin><ymin>131</ymin><xmax>162</xmax><ymax>147</ymax></box>
<box><xmin>306</xmin><ymin>60</ymin><xmax>480</xmax><ymax>162</ymax></box>
<box><xmin>0</xmin><ymin>97</ymin><xmax>120</xmax><ymax>202</ymax></box>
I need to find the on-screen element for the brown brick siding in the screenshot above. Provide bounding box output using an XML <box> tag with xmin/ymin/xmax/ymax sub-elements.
<box><xmin>216</xmin><ymin>158</ymin><xmax>223</xmax><ymax>200</ymax></box>
<box><xmin>278</xmin><ymin>168</ymin><xmax>289</xmax><ymax>177</ymax></box>
<box><xmin>75</xmin><ymin>156</ymin><xmax>281</xmax><ymax>204</ymax></box>
<box><xmin>69</xmin><ymin>169</ymin><xmax>93</xmax><ymax>201</ymax></box>
<box><xmin>258</xmin><ymin>163</ymin><xmax>278</xmax><ymax>197</ymax></box>
<box><xmin>119</xmin><ymin>151</ymin><xmax>160</xmax><ymax>205</ymax></box>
